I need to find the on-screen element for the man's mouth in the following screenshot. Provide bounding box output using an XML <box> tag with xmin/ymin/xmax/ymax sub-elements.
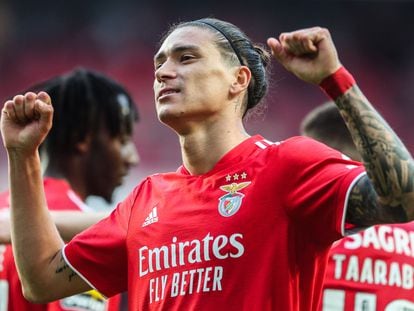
<box><xmin>158</xmin><ymin>88</ymin><xmax>180</xmax><ymax>100</ymax></box>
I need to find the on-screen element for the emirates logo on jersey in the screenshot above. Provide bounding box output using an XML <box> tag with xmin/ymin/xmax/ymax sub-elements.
<box><xmin>218</xmin><ymin>176</ymin><xmax>251</xmax><ymax>217</ymax></box>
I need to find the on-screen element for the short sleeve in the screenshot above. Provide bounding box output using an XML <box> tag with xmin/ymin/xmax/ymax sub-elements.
<box><xmin>63</xmin><ymin>185</ymin><xmax>141</xmax><ymax>297</ymax></box>
<box><xmin>278</xmin><ymin>136</ymin><xmax>365</xmax><ymax>242</ymax></box>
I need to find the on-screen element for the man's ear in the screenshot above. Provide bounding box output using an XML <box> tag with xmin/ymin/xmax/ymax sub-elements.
<box><xmin>75</xmin><ymin>135</ymin><xmax>92</xmax><ymax>153</ymax></box>
<box><xmin>229</xmin><ymin>66</ymin><xmax>251</xmax><ymax>97</ymax></box>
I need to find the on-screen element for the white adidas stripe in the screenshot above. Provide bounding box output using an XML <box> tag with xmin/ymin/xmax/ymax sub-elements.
<box><xmin>142</xmin><ymin>207</ymin><xmax>159</xmax><ymax>227</ymax></box>
<box><xmin>255</xmin><ymin>139</ymin><xmax>281</xmax><ymax>150</ymax></box>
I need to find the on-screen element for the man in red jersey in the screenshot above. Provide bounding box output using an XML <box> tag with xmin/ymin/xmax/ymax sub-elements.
<box><xmin>302</xmin><ymin>102</ymin><xmax>414</xmax><ymax>311</ymax></box>
<box><xmin>2</xmin><ymin>18</ymin><xmax>414</xmax><ymax>311</ymax></box>
<box><xmin>0</xmin><ymin>68</ymin><xmax>139</xmax><ymax>311</ymax></box>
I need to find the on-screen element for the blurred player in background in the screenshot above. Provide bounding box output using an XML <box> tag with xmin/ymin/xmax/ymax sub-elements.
<box><xmin>302</xmin><ymin>102</ymin><xmax>414</xmax><ymax>311</ymax></box>
<box><xmin>0</xmin><ymin>68</ymin><xmax>139</xmax><ymax>311</ymax></box>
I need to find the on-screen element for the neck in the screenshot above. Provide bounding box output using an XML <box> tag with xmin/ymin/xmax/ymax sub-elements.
<box><xmin>179</xmin><ymin>119</ymin><xmax>249</xmax><ymax>175</ymax></box>
<box><xmin>43</xmin><ymin>157</ymin><xmax>88</xmax><ymax>201</ymax></box>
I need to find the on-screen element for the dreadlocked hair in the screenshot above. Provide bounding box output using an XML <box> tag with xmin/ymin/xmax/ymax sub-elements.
<box><xmin>26</xmin><ymin>67</ymin><xmax>139</xmax><ymax>157</ymax></box>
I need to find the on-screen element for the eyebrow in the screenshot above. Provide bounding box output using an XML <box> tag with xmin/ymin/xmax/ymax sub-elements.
<box><xmin>154</xmin><ymin>44</ymin><xmax>202</xmax><ymax>63</ymax></box>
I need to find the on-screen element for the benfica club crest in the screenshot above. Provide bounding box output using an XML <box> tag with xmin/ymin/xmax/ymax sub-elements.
<box><xmin>218</xmin><ymin>182</ymin><xmax>251</xmax><ymax>217</ymax></box>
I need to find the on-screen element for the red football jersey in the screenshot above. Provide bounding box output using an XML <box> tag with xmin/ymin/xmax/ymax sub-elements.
<box><xmin>321</xmin><ymin>222</ymin><xmax>414</xmax><ymax>310</ymax></box>
<box><xmin>64</xmin><ymin>136</ymin><xmax>365</xmax><ymax>311</ymax></box>
<box><xmin>0</xmin><ymin>178</ymin><xmax>121</xmax><ymax>311</ymax></box>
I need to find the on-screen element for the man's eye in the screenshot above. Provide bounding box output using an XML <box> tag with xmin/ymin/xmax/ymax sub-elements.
<box><xmin>181</xmin><ymin>55</ymin><xmax>194</xmax><ymax>62</ymax></box>
<box><xmin>155</xmin><ymin>62</ymin><xmax>163</xmax><ymax>70</ymax></box>
<box><xmin>119</xmin><ymin>135</ymin><xmax>131</xmax><ymax>145</ymax></box>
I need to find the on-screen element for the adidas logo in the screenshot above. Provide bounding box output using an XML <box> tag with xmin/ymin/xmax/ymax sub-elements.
<box><xmin>142</xmin><ymin>207</ymin><xmax>158</xmax><ymax>227</ymax></box>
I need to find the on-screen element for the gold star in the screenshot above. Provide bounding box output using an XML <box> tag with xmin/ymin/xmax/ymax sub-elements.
<box><xmin>241</xmin><ymin>172</ymin><xmax>247</xmax><ymax>179</ymax></box>
<box><xmin>225</xmin><ymin>174</ymin><xmax>232</xmax><ymax>182</ymax></box>
<box><xmin>233</xmin><ymin>173</ymin><xmax>239</xmax><ymax>180</ymax></box>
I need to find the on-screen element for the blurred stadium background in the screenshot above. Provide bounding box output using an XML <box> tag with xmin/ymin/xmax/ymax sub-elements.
<box><xmin>1</xmin><ymin>0</ymin><xmax>413</xmax><ymax>209</ymax></box>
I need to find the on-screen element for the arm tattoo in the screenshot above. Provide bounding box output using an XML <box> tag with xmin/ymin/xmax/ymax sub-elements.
<box><xmin>336</xmin><ymin>85</ymin><xmax>414</xmax><ymax>224</ymax></box>
<box><xmin>347</xmin><ymin>175</ymin><xmax>407</xmax><ymax>227</ymax></box>
<box><xmin>54</xmin><ymin>251</ymin><xmax>78</xmax><ymax>282</ymax></box>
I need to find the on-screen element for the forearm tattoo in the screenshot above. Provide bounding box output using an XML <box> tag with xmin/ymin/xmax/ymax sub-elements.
<box><xmin>54</xmin><ymin>251</ymin><xmax>78</xmax><ymax>282</ymax></box>
<box><xmin>336</xmin><ymin>85</ymin><xmax>414</xmax><ymax>224</ymax></box>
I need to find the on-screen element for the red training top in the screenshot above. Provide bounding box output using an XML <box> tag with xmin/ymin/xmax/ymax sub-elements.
<box><xmin>0</xmin><ymin>178</ymin><xmax>121</xmax><ymax>311</ymax></box>
<box><xmin>321</xmin><ymin>222</ymin><xmax>414</xmax><ymax>310</ymax></box>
